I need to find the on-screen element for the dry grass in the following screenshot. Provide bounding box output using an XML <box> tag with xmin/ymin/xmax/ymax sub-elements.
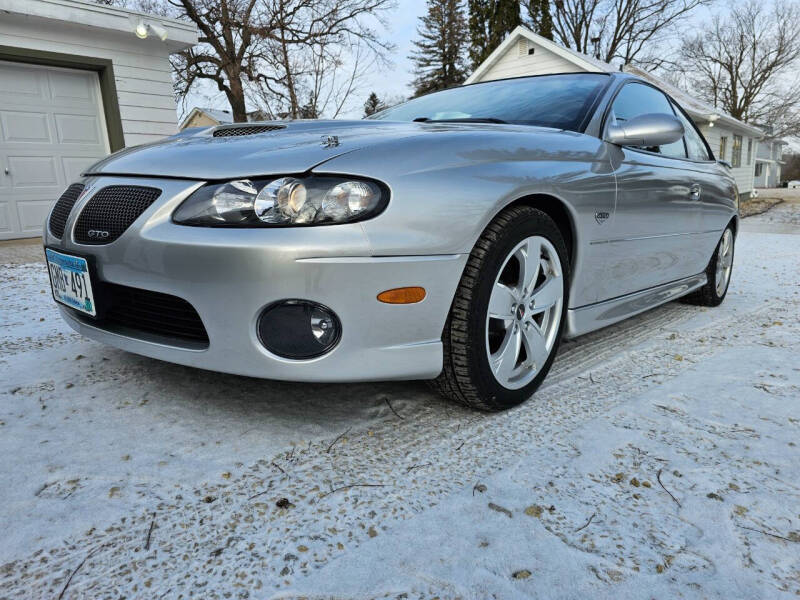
<box><xmin>740</xmin><ymin>197</ymin><xmax>784</xmax><ymax>218</ymax></box>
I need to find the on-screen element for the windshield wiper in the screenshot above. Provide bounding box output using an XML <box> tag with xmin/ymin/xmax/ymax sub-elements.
<box><xmin>412</xmin><ymin>117</ymin><xmax>509</xmax><ymax>124</ymax></box>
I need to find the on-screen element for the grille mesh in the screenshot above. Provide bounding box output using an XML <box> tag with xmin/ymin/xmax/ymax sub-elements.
<box><xmin>102</xmin><ymin>283</ymin><xmax>208</xmax><ymax>344</ymax></box>
<box><xmin>74</xmin><ymin>185</ymin><xmax>161</xmax><ymax>245</ymax></box>
<box><xmin>48</xmin><ymin>183</ymin><xmax>85</xmax><ymax>238</ymax></box>
<box><xmin>213</xmin><ymin>124</ymin><xmax>285</xmax><ymax>137</ymax></box>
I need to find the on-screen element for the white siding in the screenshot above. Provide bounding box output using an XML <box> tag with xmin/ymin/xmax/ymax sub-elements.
<box><xmin>699</xmin><ymin>125</ymin><xmax>756</xmax><ymax>195</ymax></box>
<box><xmin>0</xmin><ymin>14</ymin><xmax>181</xmax><ymax>147</ymax></box>
<box><xmin>477</xmin><ymin>39</ymin><xmax>593</xmax><ymax>82</ymax></box>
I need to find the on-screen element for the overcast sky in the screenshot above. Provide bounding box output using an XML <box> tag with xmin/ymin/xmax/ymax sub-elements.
<box><xmin>180</xmin><ymin>0</ymin><xmax>429</xmax><ymax>121</ymax></box>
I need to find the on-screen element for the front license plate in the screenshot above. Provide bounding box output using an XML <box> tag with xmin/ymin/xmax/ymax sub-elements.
<box><xmin>45</xmin><ymin>249</ymin><xmax>97</xmax><ymax>316</ymax></box>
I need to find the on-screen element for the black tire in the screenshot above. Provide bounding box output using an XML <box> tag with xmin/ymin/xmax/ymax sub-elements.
<box><xmin>432</xmin><ymin>205</ymin><xmax>570</xmax><ymax>411</ymax></box>
<box><xmin>682</xmin><ymin>225</ymin><xmax>735</xmax><ymax>307</ymax></box>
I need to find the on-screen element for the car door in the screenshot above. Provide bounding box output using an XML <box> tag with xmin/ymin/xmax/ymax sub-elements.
<box><xmin>668</xmin><ymin>100</ymin><xmax>734</xmax><ymax>276</ymax></box>
<box><xmin>601</xmin><ymin>82</ymin><xmax>702</xmax><ymax>300</ymax></box>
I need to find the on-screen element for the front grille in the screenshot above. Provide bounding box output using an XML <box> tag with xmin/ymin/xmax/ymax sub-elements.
<box><xmin>48</xmin><ymin>183</ymin><xmax>85</xmax><ymax>238</ymax></box>
<box><xmin>74</xmin><ymin>185</ymin><xmax>161</xmax><ymax>244</ymax></box>
<box><xmin>213</xmin><ymin>124</ymin><xmax>285</xmax><ymax>137</ymax></box>
<box><xmin>100</xmin><ymin>283</ymin><xmax>208</xmax><ymax>344</ymax></box>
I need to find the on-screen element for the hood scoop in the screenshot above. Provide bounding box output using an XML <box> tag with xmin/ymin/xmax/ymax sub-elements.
<box><xmin>212</xmin><ymin>124</ymin><xmax>287</xmax><ymax>137</ymax></box>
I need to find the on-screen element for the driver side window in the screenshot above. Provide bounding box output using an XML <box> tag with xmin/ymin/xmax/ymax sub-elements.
<box><xmin>610</xmin><ymin>83</ymin><xmax>686</xmax><ymax>158</ymax></box>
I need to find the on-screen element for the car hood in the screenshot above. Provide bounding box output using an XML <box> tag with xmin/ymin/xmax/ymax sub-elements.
<box><xmin>86</xmin><ymin>120</ymin><xmax>558</xmax><ymax>180</ymax></box>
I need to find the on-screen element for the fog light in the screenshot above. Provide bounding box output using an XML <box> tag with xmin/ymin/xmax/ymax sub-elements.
<box><xmin>257</xmin><ymin>300</ymin><xmax>341</xmax><ymax>359</ymax></box>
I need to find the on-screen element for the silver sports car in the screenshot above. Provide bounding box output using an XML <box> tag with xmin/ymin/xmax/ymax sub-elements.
<box><xmin>43</xmin><ymin>72</ymin><xmax>737</xmax><ymax>410</ymax></box>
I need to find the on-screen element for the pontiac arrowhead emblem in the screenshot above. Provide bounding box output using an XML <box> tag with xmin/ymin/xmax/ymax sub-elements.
<box><xmin>78</xmin><ymin>183</ymin><xmax>96</xmax><ymax>201</ymax></box>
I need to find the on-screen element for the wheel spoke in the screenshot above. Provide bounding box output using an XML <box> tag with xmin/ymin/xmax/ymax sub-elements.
<box><xmin>530</xmin><ymin>276</ymin><xmax>561</xmax><ymax>312</ymax></box>
<box><xmin>488</xmin><ymin>282</ymin><xmax>518</xmax><ymax>320</ymax></box>
<box><xmin>721</xmin><ymin>232</ymin><xmax>731</xmax><ymax>256</ymax></box>
<box><xmin>521</xmin><ymin>322</ymin><xmax>549</xmax><ymax>368</ymax></box>
<box><xmin>492</xmin><ymin>326</ymin><xmax>521</xmax><ymax>381</ymax></box>
<box><xmin>517</xmin><ymin>238</ymin><xmax>541</xmax><ymax>296</ymax></box>
<box><xmin>484</xmin><ymin>234</ymin><xmax>564</xmax><ymax>391</ymax></box>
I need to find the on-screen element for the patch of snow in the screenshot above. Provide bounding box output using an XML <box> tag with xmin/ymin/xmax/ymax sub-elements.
<box><xmin>1</xmin><ymin>204</ymin><xmax>798</xmax><ymax>598</ymax></box>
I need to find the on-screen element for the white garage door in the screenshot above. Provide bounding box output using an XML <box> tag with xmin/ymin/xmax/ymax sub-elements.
<box><xmin>0</xmin><ymin>60</ymin><xmax>110</xmax><ymax>240</ymax></box>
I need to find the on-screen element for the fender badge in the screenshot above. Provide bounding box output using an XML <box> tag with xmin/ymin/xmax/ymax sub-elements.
<box><xmin>595</xmin><ymin>211</ymin><xmax>610</xmax><ymax>224</ymax></box>
<box><xmin>320</xmin><ymin>135</ymin><xmax>339</xmax><ymax>148</ymax></box>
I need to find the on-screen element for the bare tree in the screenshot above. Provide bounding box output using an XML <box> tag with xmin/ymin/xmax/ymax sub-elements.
<box><xmin>168</xmin><ymin>0</ymin><xmax>268</xmax><ymax>122</ymax></box>
<box><xmin>677</xmin><ymin>1</ymin><xmax>800</xmax><ymax>137</ymax></box>
<box><xmin>110</xmin><ymin>0</ymin><xmax>395</xmax><ymax>121</ymax></box>
<box><xmin>545</xmin><ymin>0</ymin><xmax>712</xmax><ymax>68</ymax></box>
<box><xmin>253</xmin><ymin>0</ymin><xmax>396</xmax><ymax>119</ymax></box>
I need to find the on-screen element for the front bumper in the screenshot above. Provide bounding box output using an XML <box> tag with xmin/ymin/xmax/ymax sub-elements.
<box><xmin>45</xmin><ymin>176</ymin><xmax>466</xmax><ymax>382</ymax></box>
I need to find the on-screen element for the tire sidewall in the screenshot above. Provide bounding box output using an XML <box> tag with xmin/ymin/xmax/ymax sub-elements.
<box><xmin>709</xmin><ymin>226</ymin><xmax>735</xmax><ymax>304</ymax></box>
<box><xmin>467</xmin><ymin>210</ymin><xmax>570</xmax><ymax>409</ymax></box>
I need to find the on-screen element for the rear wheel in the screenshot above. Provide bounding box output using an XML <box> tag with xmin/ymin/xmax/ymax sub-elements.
<box><xmin>433</xmin><ymin>206</ymin><xmax>569</xmax><ymax>411</ymax></box>
<box><xmin>682</xmin><ymin>226</ymin><xmax>735</xmax><ymax>307</ymax></box>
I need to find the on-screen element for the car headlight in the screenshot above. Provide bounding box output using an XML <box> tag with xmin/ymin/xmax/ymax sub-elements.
<box><xmin>173</xmin><ymin>175</ymin><xmax>388</xmax><ymax>226</ymax></box>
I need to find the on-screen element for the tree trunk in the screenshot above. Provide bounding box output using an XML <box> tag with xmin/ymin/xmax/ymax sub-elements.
<box><xmin>226</xmin><ymin>75</ymin><xmax>248</xmax><ymax>122</ymax></box>
<box><xmin>280</xmin><ymin>36</ymin><xmax>299</xmax><ymax>118</ymax></box>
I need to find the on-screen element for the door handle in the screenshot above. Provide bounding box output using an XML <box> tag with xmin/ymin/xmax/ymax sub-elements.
<box><xmin>689</xmin><ymin>183</ymin><xmax>701</xmax><ymax>200</ymax></box>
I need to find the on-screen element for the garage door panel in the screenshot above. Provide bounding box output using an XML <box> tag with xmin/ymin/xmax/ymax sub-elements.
<box><xmin>0</xmin><ymin>60</ymin><xmax>109</xmax><ymax>238</ymax></box>
<box><xmin>1</xmin><ymin>111</ymin><xmax>52</xmax><ymax>143</ymax></box>
<box><xmin>0</xmin><ymin>202</ymin><xmax>13</xmax><ymax>234</ymax></box>
<box><xmin>8</xmin><ymin>156</ymin><xmax>59</xmax><ymax>188</ymax></box>
<box><xmin>48</xmin><ymin>70</ymin><xmax>98</xmax><ymax>105</ymax></box>
<box><xmin>55</xmin><ymin>113</ymin><xmax>102</xmax><ymax>145</ymax></box>
<box><xmin>62</xmin><ymin>155</ymin><xmax>100</xmax><ymax>181</ymax></box>
<box><xmin>0</xmin><ymin>64</ymin><xmax>48</xmax><ymax>102</ymax></box>
<box><xmin>16</xmin><ymin>199</ymin><xmax>54</xmax><ymax>233</ymax></box>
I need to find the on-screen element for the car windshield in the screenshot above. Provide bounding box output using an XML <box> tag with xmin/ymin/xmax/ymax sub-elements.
<box><xmin>370</xmin><ymin>73</ymin><xmax>610</xmax><ymax>131</ymax></box>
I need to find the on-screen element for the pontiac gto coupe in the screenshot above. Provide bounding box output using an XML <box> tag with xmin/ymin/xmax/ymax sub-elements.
<box><xmin>44</xmin><ymin>72</ymin><xmax>737</xmax><ymax>411</ymax></box>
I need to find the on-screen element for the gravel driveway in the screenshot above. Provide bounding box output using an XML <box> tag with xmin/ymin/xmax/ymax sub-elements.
<box><xmin>1</xmin><ymin>202</ymin><xmax>798</xmax><ymax>599</ymax></box>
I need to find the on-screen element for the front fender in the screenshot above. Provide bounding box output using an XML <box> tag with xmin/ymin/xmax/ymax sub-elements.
<box><xmin>314</xmin><ymin>129</ymin><xmax>616</xmax><ymax>256</ymax></box>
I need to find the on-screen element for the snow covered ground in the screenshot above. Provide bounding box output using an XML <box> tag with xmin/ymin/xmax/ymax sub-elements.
<box><xmin>1</xmin><ymin>202</ymin><xmax>798</xmax><ymax>599</ymax></box>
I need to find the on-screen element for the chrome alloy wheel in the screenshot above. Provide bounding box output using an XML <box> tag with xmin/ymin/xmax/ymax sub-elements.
<box><xmin>485</xmin><ymin>235</ymin><xmax>564</xmax><ymax>390</ymax></box>
<box><xmin>715</xmin><ymin>229</ymin><xmax>734</xmax><ymax>296</ymax></box>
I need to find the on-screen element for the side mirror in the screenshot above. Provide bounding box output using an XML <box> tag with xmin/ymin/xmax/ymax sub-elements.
<box><xmin>605</xmin><ymin>113</ymin><xmax>684</xmax><ymax>147</ymax></box>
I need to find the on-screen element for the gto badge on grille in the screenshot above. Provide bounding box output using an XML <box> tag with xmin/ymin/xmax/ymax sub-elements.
<box><xmin>88</xmin><ymin>229</ymin><xmax>110</xmax><ymax>239</ymax></box>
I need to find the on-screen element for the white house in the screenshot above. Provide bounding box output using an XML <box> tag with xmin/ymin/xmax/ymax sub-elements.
<box><xmin>0</xmin><ymin>0</ymin><xmax>197</xmax><ymax>239</ymax></box>
<box><xmin>179</xmin><ymin>107</ymin><xmax>237</xmax><ymax>130</ymax></box>
<box><xmin>754</xmin><ymin>136</ymin><xmax>787</xmax><ymax>188</ymax></box>
<box><xmin>179</xmin><ymin>107</ymin><xmax>272</xmax><ymax>130</ymax></box>
<box><xmin>466</xmin><ymin>26</ymin><xmax>763</xmax><ymax>198</ymax></box>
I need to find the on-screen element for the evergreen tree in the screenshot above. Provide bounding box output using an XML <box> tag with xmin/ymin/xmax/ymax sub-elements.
<box><xmin>468</xmin><ymin>0</ymin><xmax>521</xmax><ymax>68</ymax></box>
<box><xmin>409</xmin><ymin>0</ymin><xmax>470</xmax><ymax>97</ymax></box>
<box><xmin>363</xmin><ymin>92</ymin><xmax>387</xmax><ymax>117</ymax></box>
<box><xmin>524</xmin><ymin>0</ymin><xmax>553</xmax><ymax>40</ymax></box>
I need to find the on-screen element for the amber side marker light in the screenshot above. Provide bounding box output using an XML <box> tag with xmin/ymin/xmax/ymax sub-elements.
<box><xmin>377</xmin><ymin>287</ymin><xmax>426</xmax><ymax>304</ymax></box>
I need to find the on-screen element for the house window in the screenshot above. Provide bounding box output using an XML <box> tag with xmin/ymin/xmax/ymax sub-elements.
<box><xmin>719</xmin><ymin>136</ymin><xmax>727</xmax><ymax>160</ymax></box>
<box><xmin>747</xmin><ymin>139</ymin><xmax>752</xmax><ymax>165</ymax></box>
<box><xmin>732</xmin><ymin>135</ymin><xmax>742</xmax><ymax>167</ymax></box>
<box><xmin>755</xmin><ymin>163</ymin><xmax>763</xmax><ymax>177</ymax></box>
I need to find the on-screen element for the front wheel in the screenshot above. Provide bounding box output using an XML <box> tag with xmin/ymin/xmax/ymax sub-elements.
<box><xmin>683</xmin><ymin>226</ymin><xmax>735</xmax><ymax>307</ymax></box>
<box><xmin>432</xmin><ymin>206</ymin><xmax>569</xmax><ymax>411</ymax></box>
